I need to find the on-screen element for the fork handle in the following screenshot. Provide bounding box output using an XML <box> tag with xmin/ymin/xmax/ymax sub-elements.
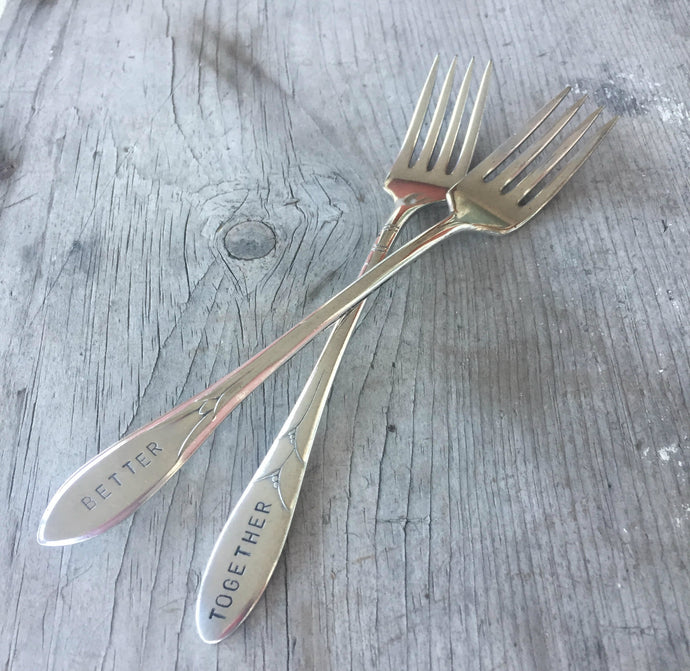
<box><xmin>37</xmin><ymin>211</ymin><xmax>460</xmax><ymax>547</ymax></box>
<box><xmin>195</xmin><ymin>202</ymin><xmax>418</xmax><ymax>643</ymax></box>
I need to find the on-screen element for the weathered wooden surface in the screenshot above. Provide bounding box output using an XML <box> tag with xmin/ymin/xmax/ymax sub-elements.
<box><xmin>1</xmin><ymin>0</ymin><xmax>688</xmax><ymax>668</ymax></box>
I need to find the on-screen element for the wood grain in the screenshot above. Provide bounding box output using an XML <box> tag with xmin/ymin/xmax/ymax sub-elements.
<box><xmin>0</xmin><ymin>0</ymin><xmax>688</xmax><ymax>668</ymax></box>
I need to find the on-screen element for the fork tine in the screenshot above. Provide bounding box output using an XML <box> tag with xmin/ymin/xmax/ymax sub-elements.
<box><xmin>518</xmin><ymin>116</ymin><xmax>618</xmax><ymax>219</ymax></box>
<box><xmin>434</xmin><ymin>58</ymin><xmax>474</xmax><ymax>170</ymax></box>
<box><xmin>514</xmin><ymin>107</ymin><xmax>603</xmax><ymax>202</ymax></box>
<box><xmin>416</xmin><ymin>57</ymin><xmax>458</xmax><ymax>168</ymax></box>
<box><xmin>475</xmin><ymin>87</ymin><xmax>571</xmax><ymax>179</ymax></box>
<box><xmin>390</xmin><ymin>55</ymin><xmax>440</xmax><ymax>172</ymax></box>
<box><xmin>451</xmin><ymin>59</ymin><xmax>493</xmax><ymax>178</ymax></box>
<box><xmin>496</xmin><ymin>95</ymin><xmax>587</xmax><ymax>189</ymax></box>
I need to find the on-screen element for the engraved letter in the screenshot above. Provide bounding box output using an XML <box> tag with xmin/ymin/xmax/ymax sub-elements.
<box><xmin>122</xmin><ymin>460</ymin><xmax>135</xmax><ymax>474</ymax></box>
<box><xmin>215</xmin><ymin>594</ymin><xmax>233</xmax><ymax>608</ymax></box>
<box><xmin>227</xmin><ymin>562</ymin><xmax>246</xmax><ymax>576</ymax></box>
<box><xmin>248</xmin><ymin>515</ymin><xmax>266</xmax><ymax>529</ymax></box>
<box><xmin>254</xmin><ymin>501</ymin><xmax>271</xmax><ymax>514</ymax></box>
<box><xmin>208</xmin><ymin>609</ymin><xmax>226</xmax><ymax>620</ymax></box>
<box><xmin>95</xmin><ymin>484</ymin><xmax>111</xmax><ymax>500</ymax></box>
<box><xmin>135</xmin><ymin>452</ymin><xmax>151</xmax><ymax>467</ymax></box>
<box><xmin>234</xmin><ymin>545</ymin><xmax>251</xmax><ymax>557</ymax></box>
<box><xmin>108</xmin><ymin>472</ymin><xmax>123</xmax><ymax>486</ymax></box>
<box><xmin>146</xmin><ymin>442</ymin><xmax>163</xmax><ymax>456</ymax></box>
<box><xmin>223</xmin><ymin>578</ymin><xmax>240</xmax><ymax>592</ymax></box>
<box><xmin>81</xmin><ymin>496</ymin><xmax>96</xmax><ymax>511</ymax></box>
<box><xmin>241</xmin><ymin>530</ymin><xmax>260</xmax><ymax>544</ymax></box>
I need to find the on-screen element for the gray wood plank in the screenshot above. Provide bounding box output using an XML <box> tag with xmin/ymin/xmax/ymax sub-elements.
<box><xmin>0</xmin><ymin>0</ymin><xmax>687</xmax><ymax>669</ymax></box>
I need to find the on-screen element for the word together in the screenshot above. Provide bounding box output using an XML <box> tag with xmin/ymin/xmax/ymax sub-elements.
<box><xmin>207</xmin><ymin>500</ymin><xmax>272</xmax><ymax>621</ymax></box>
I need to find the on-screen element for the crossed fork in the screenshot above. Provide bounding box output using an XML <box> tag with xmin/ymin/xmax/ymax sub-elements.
<box><xmin>37</xmin><ymin>57</ymin><xmax>616</xmax><ymax>643</ymax></box>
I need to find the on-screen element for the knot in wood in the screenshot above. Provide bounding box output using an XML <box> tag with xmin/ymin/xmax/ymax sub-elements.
<box><xmin>223</xmin><ymin>220</ymin><xmax>276</xmax><ymax>260</ymax></box>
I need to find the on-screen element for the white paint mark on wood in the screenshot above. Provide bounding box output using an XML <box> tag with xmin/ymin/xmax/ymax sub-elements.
<box><xmin>658</xmin><ymin>445</ymin><xmax>678</xmax><ymax>462</ymax></box>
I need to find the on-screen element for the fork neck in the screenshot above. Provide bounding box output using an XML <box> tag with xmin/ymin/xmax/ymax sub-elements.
<box><xmin>360</xmin><ymin>198</ymin><xmax>423</xmax><ymax>274</ymax></box>
<box><xmin>363</xmin><ymin>180</ymin><xmax>450</xmax><ymax>274</ymax></box>
<box><xmin>385</xmin><ymin>179</ymin><xmax>448</xmax><ymax>208</ymax></box>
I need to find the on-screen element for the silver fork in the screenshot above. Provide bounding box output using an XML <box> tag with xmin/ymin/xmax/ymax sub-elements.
<box><xmin>37</xmin><ymin>57</ymin><xmax>491</xmax><ymax>548</ymax></box>
<box><xmin>195</xmin><ymin>84</ymin><xmax>617</xmax><ymax>643</ymax></box>
<box><xmin>195</xmin><ymin>56</ymin><xmax>493</xmax><ymax>643</ymax></box>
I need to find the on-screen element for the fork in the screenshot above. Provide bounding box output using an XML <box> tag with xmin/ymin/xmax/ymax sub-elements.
<box><xmin>195</xmin><ymin>56</ymin><xmax>493</xmax><ymax>643</ymax></box>
<box><xmin>36</xmin><ymin>57</ymin><xmax>490</xmax><ymax>547</ymax></box>
<box><xmin>194</xmin><ymin>85</ymin><xmax>617</xmax><ymax>642</ymax></box>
